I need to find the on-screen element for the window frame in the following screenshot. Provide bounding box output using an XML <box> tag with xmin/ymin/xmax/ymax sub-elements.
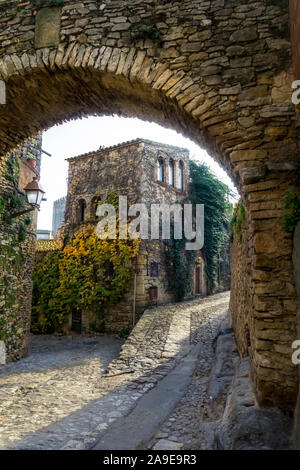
<box><xmin>157</xmin><ymin>158</ymin><xmax>164</xmax><ymax>182</ymax></box>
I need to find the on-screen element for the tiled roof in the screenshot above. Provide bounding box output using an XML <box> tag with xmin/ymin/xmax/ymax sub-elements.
<box><xmin>36</xmin><ymin>239</ymin><xmax>59</xmax><ymax>252</ymax></box>
<box><xmin>66</xmin><ymin>138</ymin><xmax>189</xmax><ymax>162</ymax></box>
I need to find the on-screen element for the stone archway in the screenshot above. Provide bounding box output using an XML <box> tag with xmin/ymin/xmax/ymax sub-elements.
<box><xmin>0</xmin><ymin>0</ymin><xmax>299</xmax><ymax>411</ymax></box>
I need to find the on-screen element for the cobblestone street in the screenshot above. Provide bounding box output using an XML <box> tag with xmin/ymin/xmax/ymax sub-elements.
<box><xmin>0</xmin><ymin>335</ymin><xmax>125</xmax><ymax>449</ymax></box>
<box><xmin>0</xmin><ymin>292</ymin><xmax>230</xmax><ymax>450</ymax></box>
<box><xmin>149</xmin><ymin>293</ymin><xmax>232</xmax><ymax>451</ymax></box>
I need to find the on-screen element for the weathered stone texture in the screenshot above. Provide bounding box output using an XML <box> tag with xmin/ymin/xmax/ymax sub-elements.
<box><xmin>229</xmin><ymin>209</ymin><xmax>251</xmax><ymax>358</ymax></box>
<box><xmin>215</xmin><ymin>358</ymin><xmax>293</xmax><ymax>450</ymax></box>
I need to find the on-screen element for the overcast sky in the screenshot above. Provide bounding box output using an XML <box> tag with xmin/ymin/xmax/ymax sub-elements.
<box><xmin>38</xmin><ymin>116</ymin><xmax>239</xmax><ymax>231</ymax></box>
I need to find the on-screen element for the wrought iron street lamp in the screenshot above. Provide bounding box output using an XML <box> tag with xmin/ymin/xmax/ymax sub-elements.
<box><xmin>11</xmin><ymin>176</ymin><xmax>45</xmax><ymax>218</ymax></box>
<box><xmin>24</xmin><ymin>176</ymin><xmax>45</xmax><ymax>207</ymax></box>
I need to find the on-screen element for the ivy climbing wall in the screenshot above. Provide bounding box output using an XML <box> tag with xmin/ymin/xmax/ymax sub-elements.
<box><xmin>0</xmin><ymin>138</ymin><xmax>41</xmax><ymax>362</ymax></box>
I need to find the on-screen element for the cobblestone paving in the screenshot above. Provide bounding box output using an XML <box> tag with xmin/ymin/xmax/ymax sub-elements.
<box><xmin>0</xmin><ymin>335</ymin><xmax>126</xmax><ymax>449</ymax></box>
<box><xmin>148</xmin><ymin>292</ymin><xmax>231</xmax><ymax>451</ymax></box>
<box><xmin>0</xmin><ymin>292</ymin><xmax>229</xmax><ymax>450</ymax></box>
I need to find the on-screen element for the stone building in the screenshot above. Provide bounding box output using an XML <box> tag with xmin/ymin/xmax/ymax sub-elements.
<box><xmin>62</xmin><ymin>138</ymin><xmax>207</xmax><ymax>334</ymax></box>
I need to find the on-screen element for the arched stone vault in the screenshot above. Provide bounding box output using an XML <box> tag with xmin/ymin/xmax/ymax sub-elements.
<box><xmin>0</xmin><ymin>0</ymin><xmax>299</xmax><ymax>410</ymax></box>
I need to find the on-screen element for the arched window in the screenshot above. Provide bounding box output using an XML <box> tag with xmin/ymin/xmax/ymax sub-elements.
<box><xmin>178</xmin><ymin>161</ymin><xmax>184</xmax><ymax>191</ymax></box>
<box><xmin>76</xmin><ymin>199</ymin><xmax>86</xmax><ymax>223</ymax></box>
<box><xmin>91</xmin><ymin>196</ymin><xmax>101</xmax><ymax>219</ymax></box>
<box><xmin>169</xmin><ymin>159</ymin><xmax>175</xmax><ymax>187</ymax></box>
<box><xmin>157</xmin><ymin>158</ymin><xmax>164</xmax><ymax>182</ymax></box>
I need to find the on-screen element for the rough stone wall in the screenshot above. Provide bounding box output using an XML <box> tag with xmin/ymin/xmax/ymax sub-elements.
<box><xmin>136</xmin><ymin>140</ymin><xmax>200</xmax><ymax>308</ymax></box>
<box><xmin>230</xmin><ymin>187</ymin><xmax>299</xmax><ymax>411</ymax></box>
<box><xmin>13</xmin><ymin>134</ymin><xmax>42</xmax><ymax>175</ymax></box>
<box><xmin>0</xmin><ymin>0</ymin><xmax>296</xmax><ymax>187</ymax></box>
<box><xmin>135</xmin><ymin>243</ymin><xmax>173</xmax><ymax>313</ymax></box>
<box><xmin>229</xmin><ymin>208</ymin><xmax>251</xmax><ymax>358</ymax></box>
<box><xmin>0</xmin><ymin>0</ymin><xmax>298</xmax><ymax>408</ymax></box>
<box><xmin>0</xmin><ymin>137</ymin><xmax>40</xmax><ymax>363</ymax></box>
<box><xmin>248</xmin><ymin>178</ymin><xmax>299</xmax><ymax>410</ymax></box>
<box><xmin>65</xmin><ymin>140</ymin><xmax>144</xmax><ymax>226</ymax></box>
<box><xmin>16</xmin><ymin>138</ymin><xmax>40</xmax><ymax>359</ymax></box>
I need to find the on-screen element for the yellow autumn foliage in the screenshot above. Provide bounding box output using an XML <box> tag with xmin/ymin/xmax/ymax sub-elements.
<box><xmin>32</xmin><ymin>224</ymin><xmax>140</xmax><ymax>334</ymax></box>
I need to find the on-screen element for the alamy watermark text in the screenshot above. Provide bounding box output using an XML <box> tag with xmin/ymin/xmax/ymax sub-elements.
<box><xmin>95</xmin><ymin>196</ymin><xmax>204</xmax><ymax>251</ymax></box>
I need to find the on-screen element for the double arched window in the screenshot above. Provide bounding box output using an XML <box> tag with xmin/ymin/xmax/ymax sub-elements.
<box><xmin>156</xmin><ymin>157</ymin><xmax>184</xmax><ymax>192</ymax></box>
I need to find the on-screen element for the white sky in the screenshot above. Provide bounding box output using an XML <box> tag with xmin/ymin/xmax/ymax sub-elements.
<box><xmin>38</xmin><ymin>116</ymin><xmax>239</xmax><ymax>231</ymax></box>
